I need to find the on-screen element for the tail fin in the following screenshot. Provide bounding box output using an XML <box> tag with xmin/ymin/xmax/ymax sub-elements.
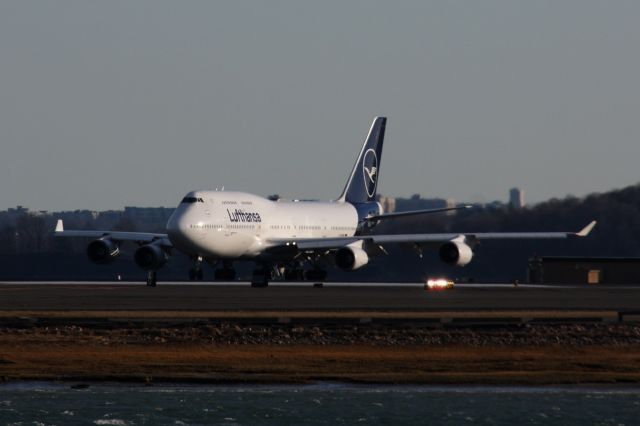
<box><xmin>337</xmin><ymin>116</ymin><xmax>387</xmax><ymax>203</ymax></box>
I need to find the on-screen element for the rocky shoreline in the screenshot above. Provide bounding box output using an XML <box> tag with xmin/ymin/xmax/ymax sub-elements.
<box><xmin>2</xmin><ymin>322</ymin><xmax>640</xmax><ymax>347</ymax></box>
<box><xmin>1</xmin><ymin>322</ymin><xmax>640</xmax><ymax>384</ymax></box>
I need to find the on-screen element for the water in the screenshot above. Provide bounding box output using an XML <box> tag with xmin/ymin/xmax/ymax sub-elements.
<box><xmin>1</xmin><ymin>382</ymin><xmax>639</xmax><ymax>425</ymax></box>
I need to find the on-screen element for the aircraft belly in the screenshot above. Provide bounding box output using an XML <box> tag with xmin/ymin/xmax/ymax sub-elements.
<box><xmin>211</xmin><ymin>232</ymin><xmax>256</xmax><ymax>258</ymax></box>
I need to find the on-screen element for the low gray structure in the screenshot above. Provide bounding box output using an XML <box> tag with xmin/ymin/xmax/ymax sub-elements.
<box><xmin>528</xmin><ymin>256</ymin><xmax>640</xmax><ymax>284</ymax></box>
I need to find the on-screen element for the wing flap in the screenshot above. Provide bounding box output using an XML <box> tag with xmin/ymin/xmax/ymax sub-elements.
<box><xmin>267</xmin><ymin>237</ymin><xmax>362</xmax><ymax>250</ymax></box>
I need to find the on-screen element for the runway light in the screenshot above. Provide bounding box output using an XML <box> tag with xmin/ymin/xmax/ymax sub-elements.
<box><xmin>426</xmin><ymin>278</ymin><xmax>454</xmax><ymax>290</ymax></box>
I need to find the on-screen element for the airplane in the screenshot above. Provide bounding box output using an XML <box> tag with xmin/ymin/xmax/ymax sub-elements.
<box><xmin>54</xmin><ymin>117</ymin><xmax>596</xmax><ymax>287</ymax></box>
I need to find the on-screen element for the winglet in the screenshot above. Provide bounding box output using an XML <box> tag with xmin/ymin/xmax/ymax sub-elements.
<box><xmin>575</xmin><ymin>220</ymin><xmax>597</xmax><ymax>237</ymax></box>
<box><xmin>55</xmin><ymin>219</ymin><xmax>64</xmax><ymax>233</ymax></box>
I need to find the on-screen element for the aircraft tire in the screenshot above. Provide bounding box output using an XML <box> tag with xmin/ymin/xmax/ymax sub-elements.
<box><xmin>251</xmin><ymin>269</ymin><xmax>269</xmax><ymax>288</ymax></box>
<box><xmin>214</xmin><ymin>268</ymin><xmax>236</xmax><ymax>281</ymax></box>
<box><xmin>305</xmin><ymin>269</ymin><xmax>327</xmax><ymax>282</ymax></box>
<box><xmin>284</xmin><ymin>269</ymin><xmax>304</xmax><ymax>281</ymax></box>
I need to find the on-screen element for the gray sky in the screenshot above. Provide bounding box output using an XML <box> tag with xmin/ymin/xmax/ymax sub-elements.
<box><xmin>1</xmin><ymin>1</ymin><xmax>639</xmax><ymax>211</ymax></box>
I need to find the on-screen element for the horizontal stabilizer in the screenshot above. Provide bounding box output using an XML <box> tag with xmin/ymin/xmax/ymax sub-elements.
<box><xmin>366</xmin><ymin>205</ymin><xmax>472</xmax><ymax>222</ymax></box>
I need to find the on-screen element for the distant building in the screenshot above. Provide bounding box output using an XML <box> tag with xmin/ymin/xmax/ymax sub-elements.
<box><xmin>55</xmin><ymin>210</ymin><xmax>99</xmax><ymax>223</ymax></box>
<box><xmin>485</xmin><ymin>200</ymin><xmax>506</xmax><ymax>210</ymax></box>
<box><xmin>376</xmin><ymin>195</ymin><xmax>396</xmax><ymax>213</ymax></box>
<box><xmin>394</xmin><ymin>195</ymin><xmax>458</xmax><ymax>215</ymax></box>
<box><xmin>509</xmin><ymin>187</ymin><xmax>525</xmax><ymax>209</ymax></box>
<box><xmin>528</xmin><ymin>256</ymin><xmax>640</xmax><ymax>285</ymax></box>
<box><xmin>3</xmin><ymin>206</ymin><xmax>31</xmax><ymax>225</ymax></box>
<box><xmin>96</xmin><ymin>210</ymin><xmax>122</xmax><ymax>224</ymax></box>
<box><xmin>7</xmin><ymin>206</ymin><xmax>28</xmax><ymax>214</ymax></box>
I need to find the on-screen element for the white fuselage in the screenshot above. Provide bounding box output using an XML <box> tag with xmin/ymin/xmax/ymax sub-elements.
<box><xmin>166</xmin><ymin>191</ymin><xmax>359</xmax><ymax>259</ymax></box>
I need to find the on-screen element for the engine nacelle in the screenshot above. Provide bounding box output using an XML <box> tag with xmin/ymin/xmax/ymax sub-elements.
<box><xmin>86</xmin><ymin>238</ymin><xmax>120</xmax><ymax>264</ymax></box>
<box><xmin>438</xmin><ymin>241</ymin><xmax>474</xmax><ymax>266</ymax></box>
<box><xmin>134</xmin><ymin>244</ymin><xmax>169</xmax><ymax>271</ymax></box>
<box><xmin>335</xmin><ymin>246</ymin><xmax>369</xmax><ymax>270</ymax></box>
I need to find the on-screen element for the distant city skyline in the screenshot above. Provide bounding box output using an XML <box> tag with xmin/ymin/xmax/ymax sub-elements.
<box><xmin>2</xmin><ymin>1</ymin><xmax>639</xmax><ymax>211</ymax></box>
<box><xmin>0</xmin><ymin>189</ymin><xmax>545</xmax><ymax>216</ymax></box>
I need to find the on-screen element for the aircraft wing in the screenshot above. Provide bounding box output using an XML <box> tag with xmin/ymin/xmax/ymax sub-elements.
<box><xmin>53</xmin><ymin>220</ymin><xmax>172</xmax><ymax>246</ymax></box>
<box><xmin>267</xmin><ymin>221</ymin><xmax>597</xmax><ymax>251</ymax></box>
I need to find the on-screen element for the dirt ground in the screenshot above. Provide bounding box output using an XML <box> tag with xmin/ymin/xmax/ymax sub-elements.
<box><xmin>1</xmin><ymin>321</ymin><xmax>639</xmax><ymax>384</ymax></box>
<box><xmin>1</xmin><ymin>341</ymin><xmax>639</xmax><ymax>385</ymax></box>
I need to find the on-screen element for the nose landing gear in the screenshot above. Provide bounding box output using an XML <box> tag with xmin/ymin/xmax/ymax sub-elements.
<box><xmin>189</xmin><ymin>256</ymin><xmax>204</xmax><ymax>281</ymax></box>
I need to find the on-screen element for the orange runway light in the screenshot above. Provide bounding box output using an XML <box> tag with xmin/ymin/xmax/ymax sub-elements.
<box><xmin>425</xmin><ymin>278</ymin><xmax>455</xmax><ymax>290</ymax></box>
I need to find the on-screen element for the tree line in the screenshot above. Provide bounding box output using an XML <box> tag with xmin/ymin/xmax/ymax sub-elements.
<box><xmin>3</xmin><ymin>184</ymin><xmax>640</xmax><ymax>256</ymax></box>
<box><xmin>1</xmin><ymin>183</ymin><xmax>639</xmax><ymax>281</ymax></box>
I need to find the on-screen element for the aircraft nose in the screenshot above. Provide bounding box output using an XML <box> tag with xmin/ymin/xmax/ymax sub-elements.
<box><xmin>167</xmin><ymin>209</ymin><xmax>192</xmax><ymax>245</ymax></box>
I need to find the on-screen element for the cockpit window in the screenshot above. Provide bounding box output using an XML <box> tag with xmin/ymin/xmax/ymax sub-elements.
<box><xmin>181</xmin><ymin>197</ymin><xmax>204</xmax><ymax>203</ymax></box>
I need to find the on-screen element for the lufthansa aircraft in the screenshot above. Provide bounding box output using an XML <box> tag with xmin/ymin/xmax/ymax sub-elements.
<box><xmin>55</xmin><ymin>117</ymin><xmax>596</xmax><ymax>286</ymax></box>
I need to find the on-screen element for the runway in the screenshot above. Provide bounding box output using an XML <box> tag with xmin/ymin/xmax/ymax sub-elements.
<box><xmin>0</xmin><ymin>281</ymin><xmax>639</xmax><ymax>312</ymax></box>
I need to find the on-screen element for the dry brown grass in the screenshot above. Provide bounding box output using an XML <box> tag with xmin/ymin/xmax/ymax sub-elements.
<box><xmin>1</xmin><ymin>342</ymin><xmax>639</xmax><ymax>384</ymax></box>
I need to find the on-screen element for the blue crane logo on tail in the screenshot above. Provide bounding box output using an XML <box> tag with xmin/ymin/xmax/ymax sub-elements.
<box><xmin>362</xmin><ymin>148</ymin><xmax>378</xmax><ymax>198</ymax></box>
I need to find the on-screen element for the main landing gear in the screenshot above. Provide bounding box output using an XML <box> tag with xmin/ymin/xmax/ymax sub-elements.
<box><xmin>284</xmin><ymin>259</ymin><xmax>327</xmax><ymax>283</ymax></box>
<box><xmin>214</xmin><ymin>261</ymin><xmax>236</xmax><ymax>281</ymax></box>
<box><xmin>284</xmin><ymin>267</ymin><xmax>304</xmax><ymax>281</ymax></box>
<box><xmin>251</xmin><ymin>268</ymin><xmax>270</xmax><ymax>288</ymax></box>
<box><xmin>250</xmin><ymin>264</ymin><xmax>328</xmax><ymax>287</ymax></box>
<box><xmin>214</xmin><ymin>267</ymin><xmax>236</xmax><ymax>281</ymax></box>
<box><xmin>304</xmin><ymin>269</ymin><xmax>327</xmax><ymax>282</ymax></box>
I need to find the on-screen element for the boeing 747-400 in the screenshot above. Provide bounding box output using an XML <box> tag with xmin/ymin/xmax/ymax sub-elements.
<box><xmin>55</xmin><ymin>117</ymin><xmax>596</xmax><ymax>286</ymax></box>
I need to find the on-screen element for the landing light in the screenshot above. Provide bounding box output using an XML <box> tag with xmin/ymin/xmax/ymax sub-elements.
<box><xmin>426</xmin><ymin>278</ymin><xmax>454</xmax><ymax>290</ymax></box>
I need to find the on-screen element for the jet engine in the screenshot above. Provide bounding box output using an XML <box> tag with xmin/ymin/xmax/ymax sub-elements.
<box><xmin>438</xmin><ymin>241</ymin><xmax>473</xmax><ymax>266</ymax></box>
<box><xmin>335</xmin><ymin>246</ymin><xmax>369</xmax><ymax>270</ymax></box>
<box><xmin>134</xmin><ymin>243</ymin><xmax>169</xmax><ymax>271</ymax></box>
<box><xmin>86</xmin><ymin>238</ymin><xmax>120</xmax><ymax>264</ymax></box>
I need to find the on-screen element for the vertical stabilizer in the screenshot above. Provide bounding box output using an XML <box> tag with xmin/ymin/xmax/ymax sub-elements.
<box><xmin>337</xmin><ymin>117</ymin><xmax>386</xmax><ymax>203</ymax></box>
